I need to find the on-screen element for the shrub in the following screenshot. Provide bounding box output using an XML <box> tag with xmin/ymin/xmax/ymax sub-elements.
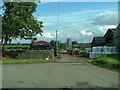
<box><xmin>92</xmin><ymin>54</ymin><xmax>120</xmax><ymax>71</ymax></box>
<box><xmin>107</xmin><ymin>54</ymin><xmax>120</xmax><ymax>61</ymax></box>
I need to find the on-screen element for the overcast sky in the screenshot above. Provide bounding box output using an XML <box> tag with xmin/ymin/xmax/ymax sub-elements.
<box><xmin>2</xmin><ymin>1</ymin><xmax>118</xmax><ymax>43</ymax></box>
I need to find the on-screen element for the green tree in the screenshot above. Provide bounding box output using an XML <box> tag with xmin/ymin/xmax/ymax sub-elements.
<box><xmin>50</xmin><ymin>40</ymin><xmax>56</xmax><ymax>47</ymax></box>
<box><xmin>72</xmin><ymin>41</ymin><xmax>78</xmax><ymax>45</ymax></box>
<box><xmin>50</xmin><ymin>40</ymin><xmax>60</xmax><ymax>48</ymax></box>
<box><xmin>59</xmin><ymin>43</ymin><xmax>66</xmax><ymax>50</ymax></box>
<box><xmin>2</xmin><ymin>2</ymin><xmax>43</xmax><ymax>45</ymax></box>
<box><xmin>50</xmin><ymin>40</ymin><xmax>66</xmax><ymax>50</ymax></box>
<box><xmin>50</xmin><ymin>40</ymin><xmax>60</xmax><ymax>47</ymax></box>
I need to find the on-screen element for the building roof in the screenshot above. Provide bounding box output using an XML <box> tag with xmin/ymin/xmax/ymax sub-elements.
<box><xmin>32</xmin><ymin>41</ymin><xmax>50</xmax><ymax>45</ymax></box>
<box><xmin>92</xmin><ymin>36</ymin><xmax>105</xmax><ymax>44</ymax></box>
<box><xmin>104</xmin><ymin>28</ymin><xmax>115</xmax><ymax>38</ymax></box>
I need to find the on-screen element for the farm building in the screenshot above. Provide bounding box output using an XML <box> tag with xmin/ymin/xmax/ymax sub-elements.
<box><xmin>114</xmin><ymin>24</ymin><xmax>120</xmax><ymax>54</ymax></box>
<box><xmin>104</xmin><ymin>28</ymin><xmax>115</xmax><ymax>46</ymax></box>
<box><xmin>32</xmin><ymin>41</ymin><xmax>50</xmax><ymax>45</ymax></box>
<box><xmin>91</xmin><ymin>24</ymin><xmax>120</xmax><ymax>53</ymax></box>
<box><xmin>91</xmin><ymin>36</ymin><xmax>105</xmax><ymax>47</ymax></box>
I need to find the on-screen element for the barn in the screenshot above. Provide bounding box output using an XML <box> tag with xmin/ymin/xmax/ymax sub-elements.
<box><xmin>91</xmin><ymin>36</ymin><xmax>105</xmax><ymax>47</ymax></box>
<box><xmin>32</xmin><ymin>41</ymin><xmax>50</xmax><ymax>45</ymax></box>
<box><xmin>114</xmin><ymin>24</ymin><xmax>120</xmax><ymax>54</ymax></box>
<box><xmin>104</xmin><ymin>28</ymin><xmax>115</xmax><ymax>46</ymax></box>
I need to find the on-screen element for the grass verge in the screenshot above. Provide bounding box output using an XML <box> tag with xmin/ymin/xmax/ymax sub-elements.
<box><xmin>92</xmin><ymin>54</ymin><xmax>120</xmax><ymax>71</ymax></box>
<box><xmin>0</xmin><ymin>58</ymin><xmax>58</xmax><ymax>64</ymax></box>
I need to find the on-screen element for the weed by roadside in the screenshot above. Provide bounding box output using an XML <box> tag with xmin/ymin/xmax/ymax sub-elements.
<box><xmin>92</xmin><ymin>54</ymin><xmax>120</xmax><ymax>71</ymax></box>
<box><xmin>1</xmin><ymin>58</ymin><xmax>58</xmax><ymax>64</ymax></box>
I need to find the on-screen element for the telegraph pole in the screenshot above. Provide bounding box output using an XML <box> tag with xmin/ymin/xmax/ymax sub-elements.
<box><xmin>56</xmin><ymin>0</ymin><xmax>60</xmax><ymax>56</ymax></box>
<box><xmin>56</xmin><ymin>30</ymin><xmax>58</xmax><ymax>55</ymax></box>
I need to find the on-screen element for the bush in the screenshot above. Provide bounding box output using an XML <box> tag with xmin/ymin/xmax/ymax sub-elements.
<box><xmin>107</xmin><ymin>54</ymin><xmax>120</xmax><ymax>61</ymax></box>
<box><xmin>92</xmin><ymin>54</ymin><xmax>120</xmax><ymax>71</ymax></box>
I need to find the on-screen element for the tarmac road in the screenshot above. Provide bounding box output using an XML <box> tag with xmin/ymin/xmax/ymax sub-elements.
<box><xmin>2</xmin><ymin>54</ymin><xmax>119</xmax><ymax>88</ymax></box>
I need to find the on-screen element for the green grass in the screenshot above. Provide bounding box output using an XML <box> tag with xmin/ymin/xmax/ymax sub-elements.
<box><xmin>4</xmin><ymin>44</ymin><xmax>29</xmax><ymax>48</ymax></box>
<box><xmin>92</xmin><ymin>54</ymin><xmax>120</xmax><ymax>71</ymax></box>
<box><xmin>3</xmin><ymin>44</ymin><xmax>29</xmax><ymax>51</ymax></box>
<box><xmin>1</xmin><ymin>58</ymin><xmax>58</xmax><ymax>64</ymax></box>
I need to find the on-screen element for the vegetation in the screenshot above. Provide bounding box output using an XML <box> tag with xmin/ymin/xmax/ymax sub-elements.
<box><xmin>2</xmin><ymin>2</ymin><xmax>43</xmax><ymax>45</ymax></box>
<box><xmin>72</xmin><ymin>41</ymin><xmax>78</xmax><ymax>45</ymax></box>
<box><xmin>50</xmin><ymin>40</ymin><xmax>59</xmax><ymax>47</ymax></box>
<box><xmin>4</xmin><ymin>44</ymin><xmax>29</xmax><ymax>48</ymax></box>
<box><xmin>3</xmin><ymin>44</ymin><xmax>29</xmax><ymax>51</ymax></box>
<box><xmin>92</xmin><ymin>54</ymin><xmax>120</xmax><ymax>71</ymax></box>
<box><xmin>1</xmin><ymin>58</ymin><xmax>58</xmax><ymax>64</ymax></box>
<box><xmin>59</xmin><ymin>43</ymin><xmax>67</xmax><ymax>50</ymax></box>
<box><xmin>50</xmin><ymin>40</ymin><xmax>67</xmax><ymax>50</ymax></box>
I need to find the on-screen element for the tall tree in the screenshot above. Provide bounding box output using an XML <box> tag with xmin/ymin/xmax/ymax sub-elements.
<box><xmin>2</xmin><ymin>2</ymin><xmax>43</xmax><ymax>45</ymax></box>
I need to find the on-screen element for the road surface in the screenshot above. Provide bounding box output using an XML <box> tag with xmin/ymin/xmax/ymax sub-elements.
<box><xmin>2</xmin><ymin>54</ymin><xmax>119</xmax><ymax>88</ymax></box>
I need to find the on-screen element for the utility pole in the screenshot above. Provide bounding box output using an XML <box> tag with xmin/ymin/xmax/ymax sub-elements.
<box><xmin>56</xmin><ymin>0</ymin><xmax>60</xmax><ymax>56</ymax></box>
<box><xmin>56</xmin><ymin>30</ymin><xmax>59</xmax><ymax>55</ymax></box>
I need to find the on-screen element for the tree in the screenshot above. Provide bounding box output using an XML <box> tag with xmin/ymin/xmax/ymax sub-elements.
<box><xmin>50</xmin><ymin>40</ymin><xmax>56</xmax><ymax>47</ymax></box>
<box><xmin>50</xmin><ymin>40</ymin><xmax>66</xmax><ymax>50</ymax></box>
<box><xmin>59</xmin><ymin>43</ymin><xmax>67</xmax><ymax>50</ymax></box>
<box><xmin>31</xmin><ymin>38</ymin><xmax>37</xmax><ymax>43</ymax></box>
<box><xmin>50</xmin><ymin>40</ymin><xmax>60</xmax><ymax>48</ymax></box>
<box><xmin>72</xmin><ymin>41</ymin><xmax>78</xmax><ymax>45</ymax></box>
<box><xmin>2</xmin><ymin>2</ymin><xmax>43</xmax><ymax>45</ymax></box>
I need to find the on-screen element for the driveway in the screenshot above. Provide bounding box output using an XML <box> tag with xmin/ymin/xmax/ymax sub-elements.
<box><xmin>2</xmin><ymin>54</ymin><xmax>119</xmax><ymax>88</ymax></box>
<box><xmin>57</xmin><ymin>54</ymin><xmax>92</xmax><ymax>63</ymax></box>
